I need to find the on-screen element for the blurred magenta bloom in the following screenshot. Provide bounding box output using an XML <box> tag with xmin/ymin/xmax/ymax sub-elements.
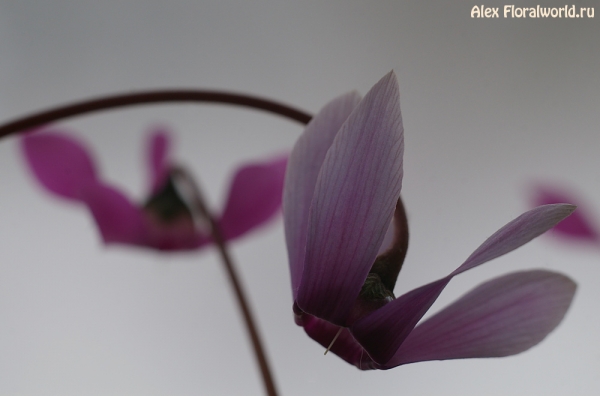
<box><xmin>22</xmin><ymin>127</ymin><xmax>287</xmax><ymax>251</ymax></box>
<box><xmin>283</xmin><ymin>71</ymin><xmax>577</xmax><ymax>369</ymax></box>
<box><xmin>531</xmin><ymin>184</ymin><xmax>600</xmax><ymax>244</ymax></box>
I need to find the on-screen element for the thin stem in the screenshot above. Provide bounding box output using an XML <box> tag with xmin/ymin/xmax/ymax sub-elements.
<box><xmin>173</xmin><ymin>168</ymin><xmax>279</xmax><ymax>396</ymax></box>
<box><xmin>0</xmin><ymin>90</ymin><xmax>311</xmax><ymax>139</ymax></box>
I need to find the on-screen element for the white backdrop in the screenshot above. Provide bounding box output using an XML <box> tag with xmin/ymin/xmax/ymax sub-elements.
<box><xmin>0</xmin><ymin>1</ymin><xmax>599</xmax><ymax>395</ymax></box>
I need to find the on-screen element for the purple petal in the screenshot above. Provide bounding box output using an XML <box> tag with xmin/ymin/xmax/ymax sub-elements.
<box><xmin>453</xmin><ymin>204</ymin><xmax>576</xmax><ymax>276</ymax></box>
<box><xmin>78</xmin><ymin>182</ymin><xmax>148</xmax><ymax>245</ymax></box>
<box><xmin>218</xmin><ymin>154</ymin><xmax>289</xmax><ymax>240</ymax></box>
<box><xmin>283</xmin><ymin>91</ymin><xmax>361</xmax><ymax>298</ymax></box>
<box><xmin>80</xmin><ymin>181</ymin><xmax>208</xmax><ymax>250</ymax></box>
<box><xmin>81</xmin><ymin>182</ymin><xmax>207</xmax><ymax>250</ymax></box>
<box><xmin>147</xmin><ymin>127</ymin><xmax>171</xmax><ymax>194</ymax></box>
<box><xmin>297</xmin><ymin>71</ymin><xmax>404</xmax><ymax>325</ymax></box>
<box><xmin>351</xmin><ymin>204</ymin><xmax>575</xmax><ymax>365</ymax></box>
<box><xmin>532</xmin><ymin>185</ymin><xmax>600</xmax><ymax>242</ymax></box>
<box><xmin>386</xmin><ymin>270</ymin><xmax>576</xmax><ymax>367</ymax></box>
<box><xmin>21</xmin><ymin>130</ymin><xmax>99</xmax><ymax>200</ymax></box>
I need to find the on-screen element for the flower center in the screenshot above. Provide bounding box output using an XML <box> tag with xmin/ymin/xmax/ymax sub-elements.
<box><xmin>143</xmin><ymin>174</ymin><xmax>194</xmax><ymax>224</ymax></box>
<box><xmin>359</xmin><ymin>273</ymin><xmax>395</xmax><ymax>302</ymax></box>
<box><xmin>361</xmin><ymin>198</ymin><xmax>409</xmax><ymax>302</ymax></box>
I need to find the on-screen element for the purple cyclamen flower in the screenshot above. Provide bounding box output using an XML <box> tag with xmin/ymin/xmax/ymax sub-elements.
<box><xmin>22</xmin><ymin>127</ymin><xmax>287</xmax><ymax>251</ymax></box>
<box><xmin>531</xmin><ymin>183</ymin><xmax>600</xmax><ymax>244</ymax></box>
<box><xmin>283</xmin><ymin>71</ymin><xmax>577</xmax><ymax>369</ymax></box>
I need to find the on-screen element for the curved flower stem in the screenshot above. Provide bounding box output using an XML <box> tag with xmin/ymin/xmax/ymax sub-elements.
<box><xmin>0</xmin><ymin>90</ymin><xmax>311</xmax><ymax>138</ymax></box>
<box><xmin>173</xmin><ymin>168</ymin><xmax>280</xmax><ymax>396</ymax></box>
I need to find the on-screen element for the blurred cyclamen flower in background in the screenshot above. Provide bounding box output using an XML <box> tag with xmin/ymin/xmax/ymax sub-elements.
<box><xmin>531</xmin><ymin>183</ymin><xmax>600</xmax><ymax>245</ymax></box>
<box><xmin>22</xmin><ymin>127</ymin><xmax>287</xmax><ymax>251</ymax></box>
<box><xmin>283</xmin><ymin>71</ymin><xmax>577</xmax><ymax>370</ymax></box>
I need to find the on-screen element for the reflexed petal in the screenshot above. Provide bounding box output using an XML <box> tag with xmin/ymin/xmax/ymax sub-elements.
<box><xmin>386</xmin><ymin>270</ymin><xmax>576</xmax><ymax>367</ymax></box>
<box><xmin>148</xmin><ymin>128</ymin><xmax>171</xmax><ymax>194</ymax></box>
<box><xmin>22</xmin><ymin>130</ymin><xmax>98</xmax><ymax>200</ymax></box>
<box><xmin>218</xmin><ymin>154</ymin><xmax>288</xmax><ymax>240</ymax></box>
<box><xmin>283</xmin><ymin>91</ymin><xmax>361</xmax><ymax>298</ymax></box>
<box><xmin>21</xmin><ymin>128</ymin><xmax>214</xmax><ymax>252</ymax></box>
<box><xmin>298</xmin><ymin>71</ymin><xmax>404</xmax><ymax>325</ymax></box>
<box><xmin>78</xmin><ymin>182</ymin><xmax>147</xmax><ymax>245</ymax></box>
<box><xmin>80</xmin><ymin>181</ymin><xmax>207</xmax><ymax>250</ymax></box>
<box><xmin>453</xmin><ymin>204</ymin><xmax>576</xmax><ymax>276</ymax></box>
<box><xmin>351</xmin><ymin>205</ymin><xmax>576</xmax><ymax>365</ymax></box>
<box><xmin>532</xmin><ymin>185</ymin><xmax>600</xmax><ymax>242</ymax></box>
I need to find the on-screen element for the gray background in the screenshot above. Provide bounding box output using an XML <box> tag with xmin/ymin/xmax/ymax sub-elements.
<box><xmin>0</xmin><ymin>0</ymin><xmax>598</xmax><ymax>394</ymax></box>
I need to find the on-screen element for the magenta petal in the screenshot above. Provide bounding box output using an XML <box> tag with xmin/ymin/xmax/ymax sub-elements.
<box><xmin>218</xmin><ymin>154</ymin><xmax>289</xmax><ymax>240</ymax></box>
<box><xmin>22</xmin><ymin>130</ymin><xmax>99</xmax><ymax>200</ymax></box>
<box><xmin>298</xmin><ymin>71</ymin><xmax>404</xmax><ymax>325</ymax></box>
<box><xmin>283</xmin><ymin>91</ymin><xmax>361</xmax><ymax>298</ymax></box>
<box><xmin>78</xmin><ymin>182</ymin><xmax>147</xmax><ymax>245</ymax></box>
<box><xmin>145</xmin><ymin>222</ymin><xmax>210</xmax><ymax>251</ymax></box>
<box><xmin>453</xmin><ymin>204</ymin><xmax>576</xmax><ymax>276</ymax></box>
<box><xmin>350</xmin><ymin>277</ymin><xmax>450</xmax><ymax>365</ymax></box>
<box><xmin>532</xmin><ymin>185</ymin><xmax>600</xmax><ymax>242</ymax></box>
<box><xmin>147</xmin><ymin>128</ymin><xmax>171</xmax><ymax>194</ymax></box>
<box><xmin>387</xmin><ymin>270</ymin><xmax>576</xmax><ymax>367</ymax></box>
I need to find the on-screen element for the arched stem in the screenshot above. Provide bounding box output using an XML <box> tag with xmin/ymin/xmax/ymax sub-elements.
<box><xmin>0</xmin><ymin>90</ymin><xmax>311</xmax><ymax>138</ymax></box>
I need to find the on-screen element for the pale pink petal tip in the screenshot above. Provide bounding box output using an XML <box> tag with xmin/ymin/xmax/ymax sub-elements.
<box><xmin>21</xmin><ymin>130</ymin><xmax>98</xmax><ymax>200</ymax></box>
<box><xmin>532</xmin><ymin>185</ymin><xmax>600</xmax><ymax>243</ymax></box>
<box><xmin>218</xmin><ymin>154</ymin><xmax>289</xmax><ymax>240</ymax></box>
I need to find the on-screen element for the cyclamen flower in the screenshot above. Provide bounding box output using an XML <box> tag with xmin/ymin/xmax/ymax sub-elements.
<box><xmin>22</xmin><ymin>127</ymin><xmax>287</xmax><ymax>251</ymax></box>
<box><xmin>283</xmin><ymin>71</ymin><xmax>577</xmax><ymax>369</ymax></box>
<box><xmin>531</xmin><ymin>183</ymin><xmax>600</xmax><ymax>245</ymax></box>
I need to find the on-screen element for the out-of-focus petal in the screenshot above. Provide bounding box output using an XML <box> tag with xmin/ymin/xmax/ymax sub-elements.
<box><xmin>532</xmin><ymin>185</ymin><xmax>600</xmax><ymax>242</ymax></box>
<box><xmin>80</xmin><ymin>181</ymin><xmax>209</xmax><ymax>250</ymax></box>
<box><xmin>298</xmin><ymin>71</ymin><xmax>404</xmax><ymax>326</ymax></box>
<box><xmin>453</xmin><ymin>204</ymin><xmax>576</xmax><ymax>276</ymax></box>
<box><xmin>283</xmin><ymin>91</ymin><xmax>361</xmax><ymax>298</ymax></box>
<box><xmin>146</xmin><ymin>218</ymin><xmax>210</xmax><ymax>251</ymax></box>
<box><xmin>22</xmin><ymin>130</ymin><xmax>98</xmax><ymax>200</ymax></box>
<box><xmin>78</xmin><ymin>182</ymin><xmax>147</xmax><ymax>245</ymax></box>
<box><xmin>386</xmin><ymin>270</ymin><xmax>576</xmax><ymax>367</ymax></box>
<box><xmin>351</xmin><ymin>204</ymin><xmax>575</xmax><ymax>365</ymax></box>
<box><xmin>218</xmin><ymin>154</ymin><xmax>289</xmax><ymax>240</ymax></box>
<box><xmin>148</xmin><ymin>128</ymin><xmax>171</xmax><ymax>194</ymax></box>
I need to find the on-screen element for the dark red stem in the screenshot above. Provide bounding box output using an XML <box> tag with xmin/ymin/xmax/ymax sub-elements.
<box><xmin>0</xmin><ymin>90</ymin><xmax>311</xmax><ymax>138</ymax></box>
